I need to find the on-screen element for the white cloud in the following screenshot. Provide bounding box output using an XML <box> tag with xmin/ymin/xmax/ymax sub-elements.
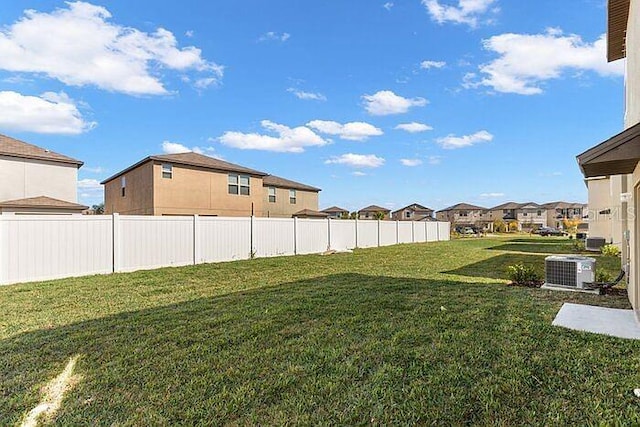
<box><xmin>362</xmin><ymin>90</ymin><xmax>427</xmax><ymax>116</ymax></box>
<box><xmin>395</xmin><ymin>122</ymin><xmax>433</xmax><ymax>133</ymax></box>
<box><xmin>400</xmin><ymin>158</ymin><xmax>423</xmax><ymax>167</ymax></box>
<box><xmin>0</xmin><ymin>2</ymin><xmax>222</xmax><ymax>95</ymax></box>
<box><xmin>259</xmin><ymin>32</ymin><xmax>290</xmax><ymax>42</ymax></box>
<box><xmin>78</xmin><ymin>178</ymin><xmax>102</xmax><ymax>190</ymax></box>
<box><xmin>218</xmin><ymin>120</ymin><xmax>328</xmax><ymax>153</ymax></box>
<box><xmin>436</xmin><ymin>130</ymin><xmax>493</xmax><ymax>149</ymax></box>
<box><xmin>420</xmin><ymin>60</ymin><xmax>446</xmax><ymax>69</ymax></box>
<box><xmin>325</xmin><ymin>153</ymin><xmax>385</xmax><ymax>168</ymax></box>
<box><xmin>480</xmin><ymin>192</ymin><xmax>505</xmax><ymax>198</ymax></box>
<box><xmin>185</xmin><ymin>30</ymin><xmax>194</xmax><ymax>38</ymax></box>
<box><xmin>0</xmin><ymin>91</ymin><xmax>95</xmax><ymax>134</ymax></box>
<box><xmin>428</xmin><ymin>155</ymin><xmax>443</xmax><ymax>165</ymax></box>
<box><xmin>422</xmin><ymin>0</ymin><xmax>499</xmax><ymax>27</ymax></box>
<box><xmin>287</xmin><ymin>88</ymin><xmax>326</xmax><ymax>101</ymax></box>
<box><xmin>161</xmin><ymin>141</ymin><xmax>217</xmax><ymax>156</ymax></box>
<box><xmin>473</xmin><ymin>29</ymin><xmax>624</xmax><ymax>95</ymax></box>
<box><xmin>383</xmin><ymin>2</ymin><xmax>394</xmax><ymax>10</ymax></box>
<box><xmin>352</xmin><ymin>171</ymin><xmax>367</xmax><ymax>176</ymax></box>
<box><xmin>83</xmin><ymin>166</ymin><xmax>105</xmax><ymax>173</ymax></box>
<box><xmin>307</xmin><ymin>120</ymin><xmax>383</xmax><ymax>141</ymax></box>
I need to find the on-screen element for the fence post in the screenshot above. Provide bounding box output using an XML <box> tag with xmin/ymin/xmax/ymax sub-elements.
<box><xmin>436</xmin><ymin>221</ymin><xmax>441</xmax><ymax>241</ymax></box>
<box><xmin>327</xmin><ymin>218</ymin><xmax>331</xmax><ymax>251</ymax></box>
<box><xmin>355</xmin><ymin>217</ymin><xmax>358</xmax><ymax>248</ymax></box>
<box><xmin>425</xmin><ymin>220</ymin><xmax>428</xmax><ymax>242</ymax></box>
<box><xmin>377</xmin><ymin>219</ymin><xmax>381</xmax><ymax>247</ymax></box>
<box><xmin>112</xmin><ymin>213</ymin><xmax>121</xmax><ymax>273</ymax></box>
<box><xmin>250</xmin><ymin>215</ymin><xmax>255</xmax><ymax>258</ymax></box>
<box><xmin>193</xmin><ymin>215</ymin><xmax>200</xmax><ymax>265</ymax></box>
<box><xmin>293</xmin><ymin>216</ymin><xmax>298</xmax><ymax>255</ymax></box>
<box><xmin>412</xmin><ymin>221</ymin><xmax>415</xmax><ymax>243</ymax></box>
<box><xmin>396</xmin><ymin>220</ymin><xmax>399</xmax><ymax>244</ymax></box>
<box><xmin>0</xmin><ymin>215</ymin><xmax>4</xmax><ymax>285</ymax></box>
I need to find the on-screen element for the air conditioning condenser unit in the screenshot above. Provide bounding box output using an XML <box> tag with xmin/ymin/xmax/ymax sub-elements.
<box><xmin>543</xmin><ymin>255</ymin><xmax>597</xmax><ymax>292</ymax></box>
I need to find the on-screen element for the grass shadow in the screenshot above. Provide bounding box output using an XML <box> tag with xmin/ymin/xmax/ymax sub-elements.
<box><xmin>488</xmin><ymin>242</ymin><xmax>575</xmax><ymax>254</ymax></box>
<box><xmin>1</xmin><ymin>273</ymin><xmax>636</xmax><ymax>425</ymax></box>
<box><xmin>444</xmin><ymin>253</ymin><xmax>547</xmax><ymax>280</ymax></box>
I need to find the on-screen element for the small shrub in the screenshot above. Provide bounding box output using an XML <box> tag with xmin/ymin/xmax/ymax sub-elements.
<box><xmin>572</xmin><ymin>240</ymin><xmax>585</xmax><ymax>252</ymax></box>
<box><xmin>568</xmin><ymin>235</ymin><xmax>574</xmax><ymax>240</ymax></box>
<box><xmin>601</xmin><ymin>244</ymin><xmax>620</xmax><ymax>257</ymax></box>
<box><xmin>596</xmin><ymin>270</ymin><xmax>614</xmax><ymax>284</ymax></box>
<box><xmin>507</xmin><ymin>263</ymin><xmax>541</xmax><ymax>285</ymax></box>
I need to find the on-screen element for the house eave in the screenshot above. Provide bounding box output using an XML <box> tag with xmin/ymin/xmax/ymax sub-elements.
<box><xmin>577</xmin><ymin>122</ymin><xmax>640</xmax><ymax>178</ymax></box>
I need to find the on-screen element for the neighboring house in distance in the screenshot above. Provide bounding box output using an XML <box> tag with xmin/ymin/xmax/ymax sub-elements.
<box><xmin>321</xmin><ymin>206</ymin><xmax>350</xmax><ymax>219</ymax></box>
<box><xmin>358</xmin><ymin>205</ymin><xmax>391</xmax><ymax>220</ymax></box>
<box><xmin>541</xmin><ymin>201</ymin><xmax>586</xmax><ymax>229</ymax></box>
<box><xmin>292</xmin><ymin>209</ymin><xmax>329</xmax><ymax>219</ymax></box>
<box><xmin>0</xmin><ymin>134</ymin><xmax>87</xmax><ymax>215</ymax></box>
<box><xmin>391</xmin><ymin>203</ymin><xmax>434</xmax><ymax>221</ymax></box>
<box><xmin>577</xmin><ymin>0</ymin><xmax>640</xmax><ymax>317</ymax></box>
<box><xmin>263</xmin><ymin>175</ymin><xmax>321</xmax><ymax>218</ymax></box>
<box><xmin>485</xmin><ymin>202</ymin><xmax>548</xmax><ymax>230</ymax></box>
<box><xmin>102</xmin><ymin>152</ymin><xmax>320</xmax><ymax>217</ymax></box>
<box><xmin>436</xmin><ymin>203</ymin><xmax>487</xmax><ymax>228</ymax></box>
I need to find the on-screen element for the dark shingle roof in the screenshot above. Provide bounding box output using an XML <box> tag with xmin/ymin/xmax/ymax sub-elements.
<box><xmin>293</xmin><ymin>209</ymin><xmax>329</xmax><ymax>218</ymax></box>
<box><xmin>102</xmin><ymin>152</ymin><xmax>268</xmax><ymax>184</ymax></box>
<box><xmin>263</xmin><ymin>175</ymin><xmax>321</xmax><ymax>192</ymax></box>
<box><xmin>0</xmin><ymin>134</ymin><xmax>83</xmax><ymax>166</ymax></box>
<box><xmin>437</xmin><ymin>203</ymin><xmax>486</xmax><ymax>212</ymax></box>
<box><xmin>359</xmin><ymin>205</ymin><xmax>391</xmax><ymax>213</ymax></box>
<box><xmin>392</xmin><ymin>203</ymin><xmax>433</xmax><ymax>215</ymax></box>
<box><xmin>322</xmin><ymin>206</ymin><xmax>349</xmax><ymax>213</ymax></box>
<box><xmin>0</xmin><ymin>196</ymin><xmax>88</xmax><ymax>210</ymax></box>
<box><xmin>489</xmin><ymin>202</ymin><xmax>523</xmax><ymax>210</ymax></box>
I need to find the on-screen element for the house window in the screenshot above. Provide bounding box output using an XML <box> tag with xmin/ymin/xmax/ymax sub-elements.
<box><xmin>162</xmin><ymin>163</ymin><xmax>173</xmax><ymax>179</ymax></box>
<box><xmin>121</xmin><ymin>176</ymin><xmax>126</xmax><ymax>197</ymax></box>
<box><xmin>405</xmin><ymin>211</ymin><xmax>412</xmax><ymax>219</ymax></box>
<box><xmin>228</xmin><ymin>174</ymin><xmax>250</xmax><ymax>195</ymax></box>
<box><xmin>289</xmin><ymin>189</ymin><xmax>297</xmax><ymax>204</ymax></box>
<box><xmin>268</xmin><ymin>187</ymin><xmax>276</xmax><ymax>203</ymax></box>
<box><xmin>523</xmin><ymin>212</ymin><xmax>528</xmax><ymax>216</ymax></box>
<box><xmin>537</xmin><ymin>210</ymin><xmax>542</xmax><ymax>216</ymax></box>
<box><xmin>459</xmin><ymin>211</ymin><xmax>468</xmax><ymax>217</ymax></box>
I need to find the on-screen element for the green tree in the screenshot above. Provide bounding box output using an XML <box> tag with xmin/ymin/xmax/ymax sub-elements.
<box><xmin>91</xmin><ymin>203</ymin><xmax>105</xmax><ymax>215</ymax></box>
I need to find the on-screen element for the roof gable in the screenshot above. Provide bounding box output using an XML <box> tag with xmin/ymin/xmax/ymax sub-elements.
<box><xmin>263</xmin><ymin>175</ymin><xmax>321</xmax><ymax>192</ymax></box>
<box><xmin>359</xmin><ymin>205</ymin><xmax>390</xmax><ymax>213</ymax></box>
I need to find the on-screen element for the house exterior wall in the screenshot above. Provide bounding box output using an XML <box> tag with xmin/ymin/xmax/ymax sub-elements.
<box><xmin>392</xmin><ymin>209</ymin><xmax>434</xmax><ymax>221</ymax></box>
<box><xmin>0</xmin><ymin>156</ymin><xmax>78</xmax><ymax>203</ymax></box>
<box><xmin>104</xmin><ymin>161</ymin><xmax>155</xmax><ymax>215</ymax></box>
<box><xmin>437</xmin><ymin>210</ymin><xmax>484</xmax><ymax>225</ymax></box>
<box><xmin>517</xmin><ymin>208</ymin><xmax>547</xmax><ymax>228</ymax></box>
<box><xmin>151</xmin><ymin>163</ymin><xmax>265</xmax><ymax>217</ymax></box>
<box><xmin>263</xmin><ymin>186</ymin><xmax>319</xmax><ymax>218</ymax></box>
<box><xmin>587</xmin><ymin>177</ymin><xmax>617</xmax><ymax>242</ymax></box>
<box><xmin>359</xmin><ymin>211</ymin><xmax>390</xmax><ymax>220</ymax></box>
<box><xmin>626</xmin><ymin>0</ymin><xmax>640</xmax><ymax>316</ymax></box>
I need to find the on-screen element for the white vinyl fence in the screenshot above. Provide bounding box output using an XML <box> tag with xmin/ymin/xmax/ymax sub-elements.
<box><xmin>0</xmin><ymin>214</ymin><xmax>450</xmax><ymax>285</ymax></box>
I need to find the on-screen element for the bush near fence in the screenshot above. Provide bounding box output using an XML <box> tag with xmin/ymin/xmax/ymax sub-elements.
<box><xmin>0</xmin><ymin>215</ymin><xmax>450</xmax><ymax>285</ymax></box>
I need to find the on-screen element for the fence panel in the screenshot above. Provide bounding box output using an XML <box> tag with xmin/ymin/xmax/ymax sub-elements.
<box><xmin>0</xmin><ymin>215</ymin><xmax>113</xmax><ymax>285</ymax></box>
<box><xmin>426</xmin><ymin>222</ymin><xmax>439</xmax><ymax>242</ymax></box>
<box><xmin>357</xmin><ymin>220</ymin><xmax>378</xmax><ymax>248</ymax></box>
<box><xmin>118</xmin><ymin>216</ymin><xmax>194</xmax><ymax>272</ymax></box>
<box><xmin>198</xmin><ymin>217</ymin><xmax>251</xmax><ymax>263</ymax></box>
<box><xmin>413</xmin><ymin>221</ymin><xmax>427</xmax><ymax>242</ymax></box>
<box><xmin>253</xmin><ymin>218</ymin><xmax>295</xmax><ymax>258</ymax></box>
<box><xmin>438</xmin><ymin>222</ymin><xmax>451</xmax><ymax>241</ymax></box>
<box><xmin>329</xmin><ymin>220</ymin><xmax>356</xmax><ymax>251</ymax></box>
<box><xmin>398</xmin><ymin>222</ymin><xmax>414</xmax><ymax>244</ymax></box>
<box><xmin>379</xmin><ymin>221</ymin><xmax>397</xmax><ymax>246</ymax></box>
<box><xmin>296</xmin><ymin>219</ymin><xmax>329</xmax><ymax>254</ymax></box>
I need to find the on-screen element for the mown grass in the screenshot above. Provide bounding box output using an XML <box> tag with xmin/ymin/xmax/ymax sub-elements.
<box><xmin>1</xmin><ymin>236</ymin><xmax>638</xmax><ymax>425</ymax></box>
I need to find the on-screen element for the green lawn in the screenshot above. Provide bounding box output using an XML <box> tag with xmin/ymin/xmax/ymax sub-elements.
<box><xmin>1</xmin><ymin>236</ymin><xmax>639</xmax><ymax>425</ymax></box>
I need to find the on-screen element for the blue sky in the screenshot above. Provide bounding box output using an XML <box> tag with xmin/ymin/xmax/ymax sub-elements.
<box><xmin>0</xmin><ymin>0</ymin><xmax>625</xmax><ymax>212</ymax></box>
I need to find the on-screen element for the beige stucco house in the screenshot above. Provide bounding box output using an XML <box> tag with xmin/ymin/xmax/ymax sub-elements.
<box><xmin>577</xmin><ymin>0</ymin><xmax>640</xmax><ymax>316</ymax></box>
<box><xmin>102</xmin><ymin>152</ymin><xmax>320</xmax><ymax>217</ymax></box>
<box><xmin>436</xmin><ymin>203</ymin><xmax>487</xmax><ymax>228</ymax></box>
<box><xmin>484</xmin><ymin>202</ymin><xmax>548</xmax><ymax>231</ymax></box>
<box><xmin>321</xmin><ymin>206</ymin><xmax>350</xmax><ymax>219</ymax></box>
<box><xmin>358</xmin><ymin>205</ymin><xmax>391</xmax><ymax>220</ymax></box>
<box><xmin>391</xmin><ymin>203</ymin><xmax>434</xmax><ymax>221</ymax></box>
<box><xmin>541</xmin><ymin>202</ymin><xmax>586</xmax><ymax>230</ymax></box>
<box><xmin>0</xmin><ymin>134</ymin><xmax>87</xmax><ymax>214</ymax></box>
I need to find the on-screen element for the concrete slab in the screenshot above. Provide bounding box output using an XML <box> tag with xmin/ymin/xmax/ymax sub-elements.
<box><xmin>552</xmin><ymin>303</ymin><xmax>640</xmax><ymax>340</ymax></box>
